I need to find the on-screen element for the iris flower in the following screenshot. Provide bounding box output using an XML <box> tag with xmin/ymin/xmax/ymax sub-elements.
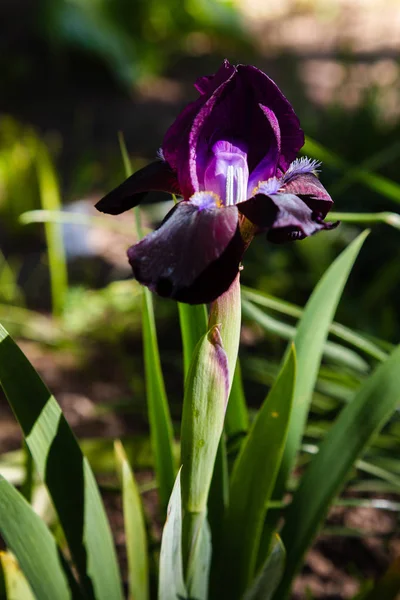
<box><xmin>96</xmin><ymin>60</ymin><xmax>337</xmax><ymax>304</ymax></box>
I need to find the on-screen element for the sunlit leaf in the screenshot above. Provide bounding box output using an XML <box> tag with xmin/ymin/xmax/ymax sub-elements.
<box><xmin>0</xmin><ymin>324</ymin><xmax>123</xmax><ymax>600</ymax></box>
<box><xmin>277</xmin><ymin>344</ymin><xmax>400</xmax><ymax>598</ymax></box>
<box><xmin>158</xmin><ymin>469</ymin><xmax>187</xmax><ymax>600</ymax></box>
<box><xmin>114</xmin><ymin>441</ymin><xmax>149</xmax><ymax>600</ymax></box>
<box><xmin>0</xmin><ymin>477</ymin><xmax>71</xmax><ymax>600</ymax></box>
<box><xmin>220</xmin><ymin>346</ymin><xmax>295</xmax><ymax>598</ymax></box>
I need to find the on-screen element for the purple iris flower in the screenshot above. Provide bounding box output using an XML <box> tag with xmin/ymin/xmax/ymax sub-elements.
<box><xmin>96</xmin><ymin>60</ymin><xmax>337</xmax><ymax>304</ymax></box>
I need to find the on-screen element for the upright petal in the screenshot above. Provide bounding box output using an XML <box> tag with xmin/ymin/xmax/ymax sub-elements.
<box><xmin>247</xmin><ymin>105</ymin><xmax>281</xmax><ymax>193</ymax></box>
<box><xmin>237</xmin><ymin>65</ymin><xmax>304</xmax><ymax>173</ymax></box>
<box><xmin>194</xmin><ymin>59</ymin><xmax>237</xmax><ymax>95</ymax></box>
<box><xmin>127</xmin><ymin>192</ymin><xmax>246</xmax><ymax>304</ymax></box>
<box><xmin>162</xmin><ymin>60</ymin><xmax>237</xmax><ymax>177</ymax></box>
<box><xmin>95</xmin><ymin>160</ymin><xmax>180</xmax><ymax>215</ymax></box>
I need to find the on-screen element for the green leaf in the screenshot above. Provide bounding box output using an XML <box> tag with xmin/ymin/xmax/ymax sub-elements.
<box><xmin>178</xmin><ymin>303</ymin><xmax>208</xmax><ymax>377</ymax></box>
<box><xmin>142</xmin><ymin>289</ymin><xmax>176</xmax><ymax>511</ymax></box>
<box><xmin>35</xmin><ymin>141</ymin><xmax>68</xmax><ymax>316</ymax></box>
<box><xmin>275</xmin><ymin>230</ymin><xmax>369</xmax><ymax>497</ymax></box>
<box><xmin>303</xmin><ymin>137</ymin><xmax>400</xmax><ymax>205</ymax></box>
<box><xmin>0</xmin><ymin>552</ymin><xmax>36</xmax><ymax>600</ymax></box>
<box><xmin>241</xmin><ymin>286</ymin><xmax>388</xmax><ymax>363</ymax></box>
<box><xmin>277</xmin><ymin>343</ymin><xmax>400</xmax><ymax>598</ymax></box>
<box><xmin>186</xmin><ymin>517</ymin><xmax>212</xmax><ymax>600</ymax></box>
<box><xmin>328</xmin><ymin>211</ymin><xmax>400</xmax><ymax>232</ymax></box>
<box><xmin>114</xmin><ymin>441</ymin><xmax>149</xmax><ymax>600</ymax></box>
<box><xmin>220</xmin><ymin>346</ymin><xmax>296</xmax><ymax>598</ymax></box>
<box><xmin>158</xmin><ymin>469</ymin><xmax>187</xmax><ymax>600</ymax></box>
<box><xmin>0</xmin><ymin>476</ymin><xmax>71</xmax><ymax>600</ymax></box>
<box><xmin>225</xmin><ymin>361</ymin><xmax>249</xmax><ymax>445</ymax></box>
<box><xmin>119</xmin><ymin>134</ymin><xmax>175</xmax><ymax>512</ymax></box>
<box><xmin>242</xmin><ymin>299</ymin><xmax>369</xmax><ymax>373</ymax></box>
<box><xmin>181</xmin><ymin>325</ymin><xmax>229</xmax><ymax>516</ymax></box>
<box><xmin>243</xmin><ymin>535</ymin><xmax>286</xmax><ymax>600</ymax></box>
<box><xmin>0</xmin><ymin>324</ymin><xmax>123</xmax><ymax>600</ymax></box>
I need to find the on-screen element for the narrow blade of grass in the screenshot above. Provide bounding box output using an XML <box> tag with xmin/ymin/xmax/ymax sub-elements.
<box><xmin>242</xmin><ymin>299</ymin><xmax>369</xmax><ymax>373</ymax></box>
<box><xmin>35</xmin><ymin>142</ymin><xmax>68</xmax><ymax>316</ymax></box>
<box><xmin>114</xmin><ymin>441</ymin><xmax>149</xmax><ymax>600</ymax></box>
<box><xmin>241</xmin><ymin>286</ymin><xmax>388</xmax><ymax>363</ymax></box>
<box><xmin>328</xmin><ymin>211</ymin><xmax>400</xmax><ymax>231</ymax></box>
<box><xmin>220</xmin><ymin>346</ymin><xmax>295</xmax><ymax>599</ymax></box>
<box><xmin>142</xmin><ymin>289</ymin><xmax>176</xmax><ymax>510</ymax></box>
<box><xmin>0</xmin><ymin>324</ymin><xmax>123</xmax><ymax>600</ymax></box>
<box><xmin>277</xmin><ymin>344</ymin><xmax>400</xmax><ymax>598</ymax></box>
<box><xmin>119</xmin><ymin>134</ymin><xmax>175</xmax><ymax>511</ymax></box>
<box><xmin>0</xmin><ymin>476</ymin><xmax>71</xmax><ymax>600</ymax></box>
<box><xmin>303</xmin><ymin>137</ymin><xmax>400</xmax><ymax>205</ymax></box>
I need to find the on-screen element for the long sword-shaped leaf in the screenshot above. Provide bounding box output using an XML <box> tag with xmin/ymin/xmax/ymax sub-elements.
<box><xmin>0</xmin><ymin>476</ymin><xmax>71</xmax><ymax>600</ymax></box>
<box><xmin>242</xmin><ymin>285</ymin><xmax>388</xmax><ymax>362</ymax></box>
<box><xmin>114</xmin><ymin>441</ymin><xmax>149</xmax><ymax>600</ymax></box>
<box><xmin>142</xmin><ymin>289</ymin><xmax>176</xmax><ymax>510</ymax></box>
<box><xmin>275</xmin><ymin>230</ymin><xmax>369</xmax><ymax>497</ymax></box>
<box><xmin>242</xmin><ymin>299</ymin><xmax>369</xmax><ymax>373</ymax></box>
<box><xmin>0</xmin><ymin>324</ymin><xmax>123</xmax><ymax>600</ymax></box>
<box><xmin>277</xmin><ymin>344</ymin><xmax>400</xmax><ymax>599</ymax></box>
<box><xmin>119</xmin><ymin>134</ymin><xmax>175</xmax><ymax>511</ymax></box>
<box><xmin>158</xmin><ymin>469</ymin><xmax>187</xmax><ymax>600</ymax></box>
<box><xmin>220</xmin><ymin>346</ymin><xmax>296</xmax><ymax>599</ymax></box>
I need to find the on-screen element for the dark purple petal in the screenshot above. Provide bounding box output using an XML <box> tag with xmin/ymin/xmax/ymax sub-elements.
<box><xmin>162</xmin><ymin>60</ymin><xmax>237</xmax><ymax>179</ymax></box>
<box><xmin>194</xmin><ymin>59</ymin><xmax>236</xmax><ymax>95</ymax></box>
<box><xmin>280</xmin><ymin>171</ymin><xmax>333</xmax><ymax>216</ymax></box>
<box><xmin>237</xmin><ymin>194</ymin><xmax>278</xmax><ymax>230</ymax></box>
<box><xmin>247</xmin><ymin>105</ymin><xmax>281</xmax><ymax>193</ymax></box>
<box><xmin>262</xmin><ymin>193</ymin><xmax>337</xmax><ymax>243</ymax></box>
<box><xmin>127</xmin><ymin>192</ymin><xmax>245</xmax><ymax>304</ymax></box>
<box><xmin>193</xmin><ymin>78</ymin><xmax>282</xmax><ymax>190</ymax></box>
<box><xmin>95</xmin><ymin>160</ymin><xmax>180</xmax><ymax>216</ymax></box>
<box><xmin>236</xmin><ymin>65</ymin><xmax>304</xmax><ymax>173</ymax></box>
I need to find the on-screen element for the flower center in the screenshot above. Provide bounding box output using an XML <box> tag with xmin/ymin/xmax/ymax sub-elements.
<box><xmin>203</xmin><ymin>140</ymin><xmax>249</xmax><ymax>206</ymax></box>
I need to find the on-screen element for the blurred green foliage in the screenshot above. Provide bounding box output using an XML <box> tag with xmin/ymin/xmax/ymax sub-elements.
<box><xmin>41</xmin><ymin>0</ymin><xmax>247</xmax><ymax>86</ymax></box>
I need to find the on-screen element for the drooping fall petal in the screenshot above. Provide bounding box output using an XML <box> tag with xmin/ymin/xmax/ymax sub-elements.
<box><xmin>127</xmin><ymin>192</ymin><xmax>246</xmax><ymax>304</ymax></box>
<box><xmin>95</xmin><ymin>160</ymin><xmax>180</xmax><ymax>215</ymax></box>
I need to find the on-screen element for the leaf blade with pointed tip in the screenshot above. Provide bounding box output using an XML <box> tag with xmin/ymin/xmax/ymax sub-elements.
<box><xmin>0</xmin><ymin>476</ymin><xmax>71</xmax><ymax>600</ymax></box>
<box><xmin>114</xmin><ymin>441</ymin><xmax>149</xmax><ymax>600</ymax></box>
<box><xmin>275</xmin><ymin>230</ymin><xmax>369</xmax><ymax>498</ymax></box>
<box><xmin>0</xmin><ymin>324</ymin><xmax>123</xmax><ymax>600</ymax></box>
<box><xmin>277</xmin><ymin>344</ymin><xmax>400</xmax><ymax>598</ymax></box>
